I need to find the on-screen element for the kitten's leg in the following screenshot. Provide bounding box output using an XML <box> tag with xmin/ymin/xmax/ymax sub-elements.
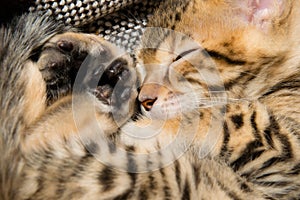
<box><xmin>18</xmin><ymin>33</ymin><xmax>138</xmax><ymax>199</ymax></box>
<box><xmin>22</xmin><ymin>31</ymin><xmax>138</xmax><ymax>151</ymax></box>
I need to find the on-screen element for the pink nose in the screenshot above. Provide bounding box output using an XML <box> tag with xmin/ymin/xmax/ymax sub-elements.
<box><xmin>141</xmin><ymin>98</ymin><xmax>157</xmax><ymax>111</ymax></box>
<box><xmin>138</xmin><ymin>83</ymin><xmax>169</xmax><ymax>111</ymax></box>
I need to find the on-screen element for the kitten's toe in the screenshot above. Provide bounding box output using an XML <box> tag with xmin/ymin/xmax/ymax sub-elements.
<box><xmin>87</xmin><ymin>57</ymin><xmax>137</xmax><ymax>107</ymax></box>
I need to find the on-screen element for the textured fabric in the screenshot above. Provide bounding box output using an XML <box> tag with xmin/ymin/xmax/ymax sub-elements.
<box><xmin>29</xmin><ymin>0</ymin><xmax>162</xmax><ymax>52</ymax></box>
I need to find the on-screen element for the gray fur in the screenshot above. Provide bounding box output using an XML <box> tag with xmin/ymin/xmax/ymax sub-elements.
<box><xmin>0</xmin><ymin>13</ymin><xmax>72</xmax><ymax>199</ymax></box>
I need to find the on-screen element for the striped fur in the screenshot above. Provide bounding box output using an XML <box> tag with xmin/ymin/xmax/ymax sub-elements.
<box><xmin>0</xmin><ymin>13</ymin><xmax>266</xmax><ymax>200</ymax></box>
<box><xmin>2</xmin><ymin>0</ymin><xmax>300</xmax><ymax>198</ymax></box>
<box><xmin>136</xmin><ymin>0</ymin><xmax>300</xmax><ymax>199</ymax></box>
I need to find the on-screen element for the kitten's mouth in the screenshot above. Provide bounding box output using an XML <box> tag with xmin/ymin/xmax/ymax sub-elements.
<box><xmin>86</xmin><ymin>58</ymin><xmax>132</xmax><ymax>106</ymax></box>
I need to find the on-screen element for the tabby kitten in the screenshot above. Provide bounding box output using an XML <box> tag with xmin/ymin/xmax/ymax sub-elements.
<box><xmin>135</xmin><ymin>0</ymin><xmax>300</xmax><ymax>198</ymax></box>
<box><xmin>0</xmin><ymin>13</ymin><xmax>265</xmax><ymax>200</ymax></box>
<box><xmin>1</xmin><ymin>0</ymin><xmax>300</xmax><ymax>199</ymax></box>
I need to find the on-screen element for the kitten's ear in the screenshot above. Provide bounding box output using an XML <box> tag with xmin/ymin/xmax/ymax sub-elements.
<box><xmin>238</xmin><ymin>0</ymin><xmax>286</xmax><ymax>32</ymax></box>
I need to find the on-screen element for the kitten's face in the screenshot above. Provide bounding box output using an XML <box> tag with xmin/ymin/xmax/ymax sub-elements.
<box><xmin>136</xmin><ymin>0</ymin><xmax>296</xmax><ymax>119</ymax></box>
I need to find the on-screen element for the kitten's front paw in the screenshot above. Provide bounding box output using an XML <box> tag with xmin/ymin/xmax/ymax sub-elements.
<box><xmin>73</xmin><ymin>47</ymin><xmax>137</xmax><ymax>124</ymax></box>
<box><xmin>35</xmin><ymin>32</ymin><xmax>138</xmax><ymax>125</ymax></box>
<box><xmin>35</xmin><ymin>32</ymin><xmax>115</xmax><ymax>104</ymax></box>
<box><xmin>81</xmin><ymin>54</ymin><xmax>138</xmax><ymax>124</ymax></box>
<box><xmin>88</xmin><ymin>58</ymin><xmax>132</xmax><ymax>105</ymax></box>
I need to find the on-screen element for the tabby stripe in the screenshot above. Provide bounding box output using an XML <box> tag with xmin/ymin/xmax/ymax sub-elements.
<box><xmin>55</xmin><ymin>176</ymin><xmax>67</xmax><ymax>198</ymax></box>
<box><xmin>175</xmin><ymin>160</ymin><xmax>182</xmax><ymax>190</ymax></box>
<box><xmin>192</xmin><ymin>163</ymin><xmax>200</xmax><ymax>188</ymax></box>
<box><xmin>32</xmin><ymin>169</ymin><xmax>45</xmax><ymax>197</ymax></box>
<box><xmin>260</xmin><ymin>157</ymin><xmax>286</xmax><ymax>172</ymax></box>
<box><xmin>250</xmin><ymin>111</ymin><xmax>262</xmax><ymax>141</ymax></box>
<box><xmin>123</xmin><ymin>146</ymin><xmax>137</xmax><ymax>199</ymax></box>
<box><xmin>288</xmin><ymin>162</ymin><xmax>300</xmax><ymax>175</ymax></box>
<box><xmin>185</xmin><ymin>77</ymin><xmax>205</xmax><ymax>86</ymax></box>
<box><xmin>224</xmin><ymin>68</ymin><xmax>262</xmax><ymax>90</ymax></box>
<box><xmin>265</xmin><ymin>114</ymin><xmax>293</xmax><ymax>158</ymax></box>
<box><xmin>29</xmin><ymin>147</ymin><xmax>55</xmax><ymax>197</ymax></box>
<box><xmin>113</xmin><ymin>188</ymin><xmax>132</xmax><ymax>200</ymax></box>
<box><xmin>10</xmin><ymin>117</ymin><xmax>24</xmax><ymax>138</ymax></box>
<box><xmin>145</xmin><ymin>155</ymin><xmax>158</xmax><ymax>194</ymax></box>
<box><xmin>148</xmin><ymin>172</ymin><xmax>158</xmax><ymax>191</ymax></box>
<box><xmin>239</xmin><ymin>182</ymin><xmax>253</xmax><ymax>193</ymax></box>
<box><xmin>252</xmin><ymin>180</ymin><xmax>290</xmax><ymax>187</ymax></box>
<box><xmin>98</xmin><ymin>166</ymin><xmax>117</xmax><ymax>192</ymax></box>
<box><xmin>255</xmin><ymin>171</ymin><xmax>282</xmax><ymax>180</ymax></box>
<box><xmin>138</xmin><ymin>185</ymin><xmax>149</xmax><ymax>199</ymax></box>
<box><xmin>159</xmin><ymin>168</ymin><xmax>172</xmax><ymax>200</ymax></box>
<box><xmin>203</xmin><ymin>171</ymin><xmax>214</xmax><ymax>186</ymax></box>
<box><xmin>181</xmin><ymin>179</ymin><xmax>190</xmax><ymax>200</ymax></box>
<box><xmin>219</xmin><ymin>122</ymin><xmax>231</xmax><ymax>159</ymax></box>
<box><xmin>224</xmin><ymin>72</ymin><xmax>250</xmax><ymax>89</ymax></box>
<box><xmin>206</xmin><ymin>50</ymin><xmax>247</xmax><ymax>65</ymax></box>
<box><xmin>215</xmin><ymin>179</ymin><xmax>242</xmax><ymax>200</ymax></box>
<box><xmin>263</xmin><ymin>127</ymin><xmax>274</xmax><ymax>148</ymax></box>
<box><xmin>231</xmin><ymin>114</ymin><xmax>244</xmax><ymax>129</ymax></box>
<box><xmin>70</xmin><ymin>152</ymin><xmax>93</xmax><ymax>178</ymax></box>
<box><xmin>258</xmin><ymin>132</ymin><xmax>292</xmax><ymax>172</ymax></box>
<box><xmin>230</xmin><ymin>141</ymin><xmax>264</xmax><ymax>171</ymax></box>
<box><xmin>276</xmin><ymin>134</ymin><xmax>293</xmax><ymax>158</ymax></box>
<box><xmin>107</xmin><ymin>131</ymin><xmax>120</xmax><ymax>154</ymax></box>
<box><xmin>262</xmin><ymin>79</ymin><xmax>300</xmax><ymax>97</ymax></box>
<box><xmin>262</xmin><ymin>114</ymin><xmax>281</xmax><ymax>149</ymax></box>
<box><xmin>56</xmin><ymin>158</ymin><xmax>79</xmax><ymax>198</ymax></box>
<box><xmin>227</xmin><ymin>170</ymin><xmax>254</xmax><ymax>193</ymax></box>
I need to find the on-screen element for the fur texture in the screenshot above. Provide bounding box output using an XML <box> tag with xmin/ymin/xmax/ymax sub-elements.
<box><xmin>1</xmin><ymin>0</ymin><xmax>300</xmax><ymax>198</ymax></box>
<box><xmin>136</xmin><ymin>0</ymin><xmax>300</xmax><ymax>199</ymax></box>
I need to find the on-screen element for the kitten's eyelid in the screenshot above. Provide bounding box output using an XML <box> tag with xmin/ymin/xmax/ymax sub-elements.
<box><xmin>174</xmin><ymin>48</ymin><xmax>199</xmax><ymax>62</ymax></box>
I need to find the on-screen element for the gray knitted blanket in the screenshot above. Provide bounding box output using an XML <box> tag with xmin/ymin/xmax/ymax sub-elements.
<box><xmin>29</xmin><ymin>0</ymin><xmax>162</xmax><ymax>52</ymax></box>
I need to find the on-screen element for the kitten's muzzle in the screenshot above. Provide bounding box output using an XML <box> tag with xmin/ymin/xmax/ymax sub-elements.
<box><xmin>139</xmin><ymin>83</ymin><xmax>169</xmax><ymax>111</ymax></box>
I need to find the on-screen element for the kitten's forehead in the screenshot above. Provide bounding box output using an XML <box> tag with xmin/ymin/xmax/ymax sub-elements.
<box><xmin>138</xmin><ymin>28</ymin><xmax>201</xmax><ymax>63</ymax></box>
<box><xmin>137</xmin><ymin>0</ymin><xmax>296</xmax><ymax>72</ymax></box>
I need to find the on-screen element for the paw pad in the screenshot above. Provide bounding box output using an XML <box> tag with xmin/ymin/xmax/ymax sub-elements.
<box><xmin>57</xmin><ymin>40</ymin><xmax>74</xmax><ymax>52</ymax></box>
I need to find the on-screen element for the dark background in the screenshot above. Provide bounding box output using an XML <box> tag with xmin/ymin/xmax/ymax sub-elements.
<box><xmin>0</xmin><ymin>0</ymin><xmax>34</xmax><ymax>24</ymax></box>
